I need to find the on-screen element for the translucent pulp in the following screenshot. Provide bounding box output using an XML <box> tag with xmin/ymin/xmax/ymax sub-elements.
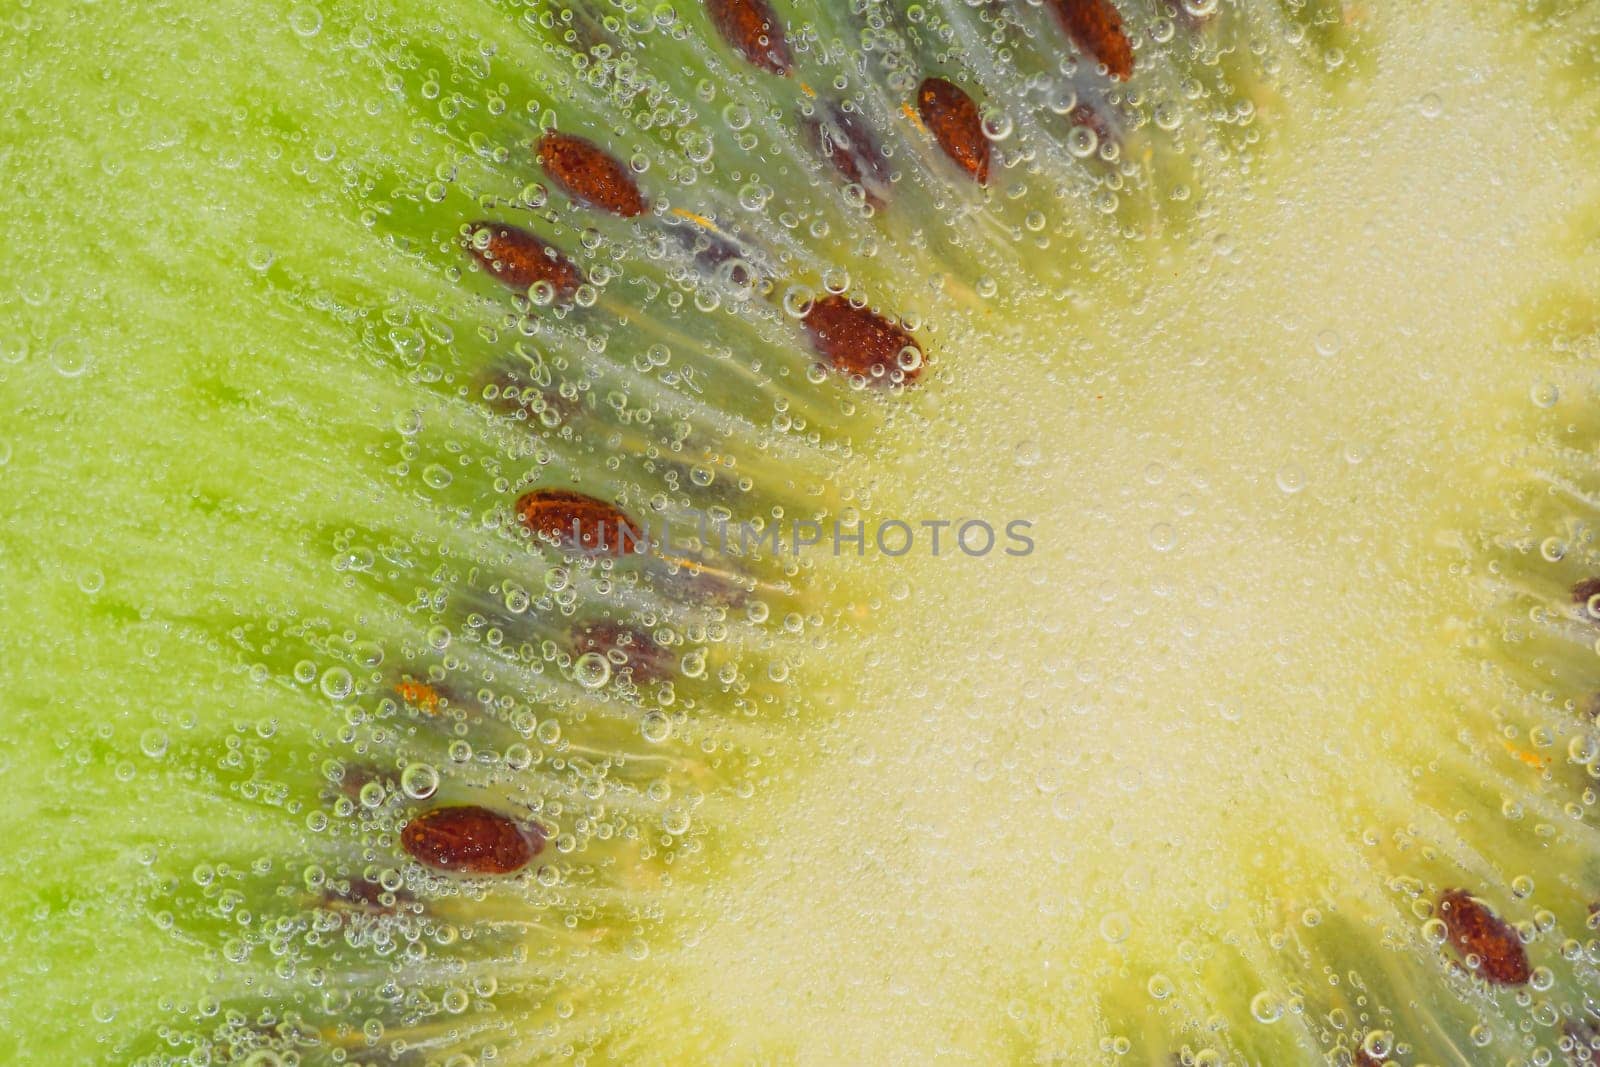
<box><xmin>682</xmin><ymin>8</ymin><xmax>1597</xmax><ymax>1061</ymax></box>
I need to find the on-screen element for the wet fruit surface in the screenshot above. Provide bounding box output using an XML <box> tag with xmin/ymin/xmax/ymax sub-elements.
<box><xmin>9</xmin><ymin>0</ymin><xmax>1600</xmax><ymax>1064</ymax></box>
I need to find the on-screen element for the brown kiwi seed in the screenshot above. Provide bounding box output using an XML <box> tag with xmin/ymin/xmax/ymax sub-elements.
<box><xmin>465</xmin><ymin>221</ymin><xmax>585</xmax><ymax>303</ymax></box>
<box><xmin>917</xmin><ymin>77</ymin><xmax>991</xmax><ymax>185</ymax></box>
<box><xmin>515</xmin><ymin>487</ymin><xmax>646</xmax><ymax>555</ymax></box>
<box><xmin>536</xmin><ymin>131</ymin><xmax>650</xmax><ymax>218</ymax></box>
<box><xmin>1046</xmin><ymin>0</ymin><xmax>1135</xmax><ymax>81</ymax></box>
<box><xmin>400</xmin><ymin>805</ymin><xmax>545</xmax><ymax>875</ymax></box>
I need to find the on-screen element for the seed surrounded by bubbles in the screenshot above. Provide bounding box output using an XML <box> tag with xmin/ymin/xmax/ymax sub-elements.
<box><xmin>1436</xmin><ymin>889</ymin><xmax>1531</xmax><ymax>985</ymax></box>
<box><xmin>705</xmin><ymin>0</ymin><xmax>792</xmax><ymax>75</ymax></box>
<box><xmin>1571</xmin><ymin>577</ymin><xmax>1600</xmax><ymax>621</ymax></box>
<box><xmin>536</xmin><ymin>132</ymin><xmax>648</xmax><ymax>218</ymax></box>
<box><xmin>515</xmin><ymin>489</ymin><xmax>644</xmax><ymax>555</ymax></box>
<box><xmin>917</xmin><ymin>77</ymin><xmax>990</xmax><ymax>185</ymax></box>
<box><xmin>801</xmin><ymin>294</ymin><xmax>923</xmax><ymax>383</ymax></box>
<box><xmin>396</xmin><ymin>680</ymin><xmax>442</xmax><ymax>714</ymax></box>
<box><xmin>801</xmin><ymin>101</ymin><xmax>889</xmax><ymax>206</ymax></box>
<box><xmin>1046</xmin><ymin>0</ymin><xmax>1135</xmax><ymax>81</ymax></box>
<box><xmin>575</xmin><ymin>622</ymin><xmax>673</xmax><ymax>682</ymax></box>
<box><xmin>400</xmin><ymin>805</ymin><xmax>543</xmax><ymax>875</ymax></box>
<box><xmin>464</xmin><ymin>222</ymin><xmax>584</xmax><ymax>303</ymax></box>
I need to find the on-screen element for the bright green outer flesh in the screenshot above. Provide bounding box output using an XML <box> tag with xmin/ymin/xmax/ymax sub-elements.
<box><xmin>4</xmin><ymin>0</ymin><xmax>1600</xmax><ymax>1065</ymax></box>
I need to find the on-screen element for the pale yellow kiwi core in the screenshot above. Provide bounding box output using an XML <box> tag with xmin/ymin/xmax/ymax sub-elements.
<box><xmin>676</xmin><ymin>9</ymin><xmax>1591</xmax><ymax>1063</ymax></box>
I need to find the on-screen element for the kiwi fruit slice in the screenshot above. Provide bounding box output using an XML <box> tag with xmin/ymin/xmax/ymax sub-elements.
<box><xmin>6</xmin><ymin>0</ymin><xmax>1600</xmax><ymax>1063</ymax></box>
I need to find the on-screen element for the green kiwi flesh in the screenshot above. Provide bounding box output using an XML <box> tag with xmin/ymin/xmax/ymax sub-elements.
<box><xmin>4</xmin><ymin>0</ymin><xmax>1600</xmax><ymax>1064</ymax></box>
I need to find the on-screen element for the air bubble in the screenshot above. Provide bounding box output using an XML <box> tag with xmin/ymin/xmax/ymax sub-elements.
<box><xmin>981</xmin><ymin>111</ymin><xmax>1013</xmax><ymax>141</ymax></box>
<box><xmin>1275</xmin><ymin>464</ymin><xmax>1306</xmax><ymax>494</ymax></box>
<box><xmin>139</xmin><ymin>729</ymin><xmax>169</xmax><ymax>759</ymax></box>
<box><xmin>50</xmin><ymin>340</ymin><xmax>91</xmax><ymax>378</ymax></box>
<box><xmin>1147</xmin><ymin>523</ymin><xmax>1176</xmax><ymax>552</ymax></box>
<box><xmin>1531</xmin><ymin>381</ymin><xmax>1559</xmax><ymax>408</ymax></box>
<box><xmin>400</xmin><ymin>763</ymin><xmax>439</xmax><ymax>800</ymax></box>
<box><xmin>287</xmin><ymin>5</ymin><xmax>322</xmax><ymax>36</ymax></box>
<box><xmin>1418</xmin><ymin>92</ymin><xmax>1442</xmax><ymax>118</ymax></box>
<box><xmin>782</xmin><ymin>285</ymin><xmax>816</xmax><ymax>318</ymax></box>
<box><xmin>574</xmin><ymin>651</ymin><xmax>612</xmax><ymax>689</ymax></box>
<box><xmin>1013</xmin><ymin>439</ymin><xmax>1041</xmax><ymax>467</ymax></box>
<box><xmin>680</xmin><ymin>649</ymin><xmax>707</xmax><ymax>679</ymax></box>
<box><xmin>1249</xmin><ymin>992</ymin><xmax>1282</xmax><ymax>1024</ymax></box>
<box><xmin>641</xmin><ymin>710</ymin><xmax>672</xmax><ymax>743</ymax></box>
<box><xmin>1314</xmin><ymin>329</ymin><xmax>1341</xmax><ymax>357</ymax></box>
<box><xmin>1067</xmin><ymin>125</ymin><xmax>1099</xmax><ymax>159</ymax></box>
<box><xmin>1046</xmin><ymin>86</ymin><xmax>1078</xmax><ymax>116</ymax></box>
<box><xmin>319</xmin><ymin>666</ymin><xmax>354</xmax><ymax>700</ymax></box>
